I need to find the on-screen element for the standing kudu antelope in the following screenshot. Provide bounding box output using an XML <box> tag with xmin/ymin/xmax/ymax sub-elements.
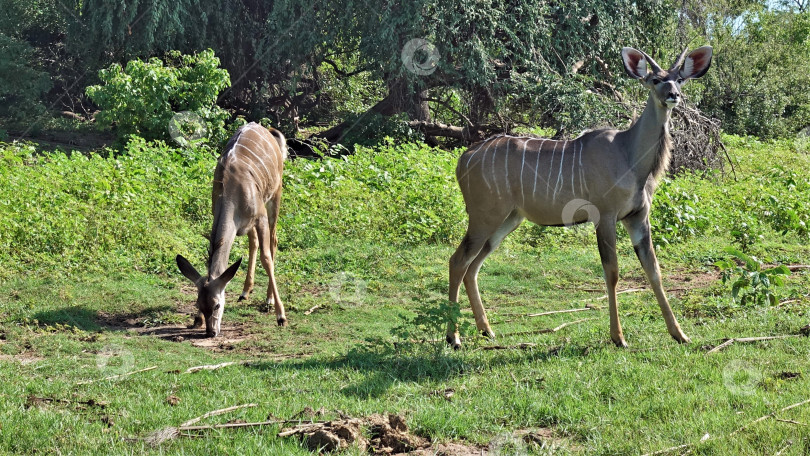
<box><xmin>448</xmin><ymin>46</ymin><xmax>713</xmax><ymax>348</ymax></box>
<box><xmin>176</xmin><ymin>122</ymin><xmax>288</xmax><ymax>337</ymax></box>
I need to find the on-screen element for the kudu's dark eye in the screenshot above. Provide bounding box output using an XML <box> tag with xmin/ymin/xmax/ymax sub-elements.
<box><xmin>652</xmin><ymin>78</ymin><xmax>661</xmax><ymax>85</ymax></box>
<box><xmin>677</xmin><ymin>78</ymin><xmax>685</xmax><ymax>84</ymax></box>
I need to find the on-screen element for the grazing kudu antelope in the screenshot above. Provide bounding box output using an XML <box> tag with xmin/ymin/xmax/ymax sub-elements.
<box><xmin>176</xmin><ymin>122</ymin><xmax>288</xmax><ymax>337</ymax></box>
<box><xmin>448</xmin><ymin>46</ymin><xmax>713</xmax><ymax>348</ymax></box>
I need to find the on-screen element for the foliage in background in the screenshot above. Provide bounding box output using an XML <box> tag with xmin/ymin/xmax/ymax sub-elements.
<box><xmin>86</xmin><ymin>50</ymin><xmax>230</xmax><ymax>145</ymax></box>
<box><xmin>689</xmin><ymin>4</ymin><xmax>810</xmax><ymax>138</ymax></box>
<box><xmin>716</xmin><ymin>247</ymin><xmax>791</xmax><ymax>305</ymax></box>
<box><xmin>0</xmin><ymin>0</ymin><xmax>55</xmax><ymax>120</ymax></box>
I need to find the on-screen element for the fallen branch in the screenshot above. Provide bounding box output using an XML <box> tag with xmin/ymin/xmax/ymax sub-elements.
<box><xmin>180</xmin><ymin>419</ymin><xmax>292</xmax><ymax>432</ymax></box>
<box><xmin>304</xmin><ymin>305</ymin><xmax>320</xmax><ymax>315</ymax></box>
<box><xmin>181</xmin><ymin>404</ymin><xmax>258</xmax><ymax>427</ymax></box>
<box><xmin>77</xmin><ymin>366</ymin><xmax>157</xmax><ymax>385</ymax></box>
<box><xmin>525</xmin><ymin>307</ymin><xmax>595</xmax><ymax>318</ymax></box>
<box><xmin>786</xmin><ymin>265</ymin><xmax>810</xmax><ymax>271</ymax></box>
<box><xmin>480</xmin><ymin>342</ymin><xmax>538</xmax><ymax>351</ymax></box>
<box><xmin>775</xmin><ymin>418</ymin><xmax>807</xmax><ymax>426</ymax></box>
<box><xmin>706</xmin><ymin>335</ymin><xmax>801</xmax><ymax>354</ymax></box>
<box><xmin>184</xmin><ymin>361</ymin><xmax>249</xmax><ymax>373</ymax></box>
<box><xmin>502</xmin><ymin>318</ymin><xmax>595</xmax><ymax>337</ymax></box>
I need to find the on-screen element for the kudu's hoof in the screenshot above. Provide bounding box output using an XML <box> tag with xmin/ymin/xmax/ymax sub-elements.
<box><xmin>612</xmin><ymin>337</ymin><xmax>628</xmax><ymax>348</ymax></box>
<box><xmin>673</xmin><ymin>334</ymin><xmax>691</xmax><ymax>344</ymax></box>
<box><xmin>277</xmin><ymin>317</ymin><xmax>287</xmax><ymax>327</ymax></box>
<box><xmin>481</xmin><ymin>329</ymin><xmax>495</xmax><ymax>339</ymax></box>
<box><xmin>237</xmin><ymin>294</ymin><xmax>248</xmax><ymax>302</ymax></box>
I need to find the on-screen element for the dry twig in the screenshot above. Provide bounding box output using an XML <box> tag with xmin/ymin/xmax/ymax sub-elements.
<box><xmin>181</xmin><ymin>404</ymin><xmax>257</xmax><ymax>427</ymax></box>
<box><xmin>184</xmin><ymin>361</ymin><xmax>249</xmax><ymax>373</ymax></box>
<box><xmin>706</xmin><ymin>335</ymin><xmax>801</xmax><ymax>354</ymax></box>
<box><xmin>304</xmin><ymin>305</ymin><xmax>320</xmax><ymax>315</ymax></box>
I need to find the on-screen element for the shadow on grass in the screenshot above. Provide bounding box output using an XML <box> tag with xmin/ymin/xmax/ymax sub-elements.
<box><xmin>32</xmin><ymin>305</ymin><xmax>174</xmax><ymax>332</ymax></box>
<box><xmin>248</xmin><ymin>340</ymin><xmax>597</xmax><ymax>399</ymax></box>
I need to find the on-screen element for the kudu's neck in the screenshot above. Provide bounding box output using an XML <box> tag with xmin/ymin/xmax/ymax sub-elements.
<box><xmin>207</xmin><ymin>204</ymin><xmax>236</xmax><ymax>279</ymax></box>
<box><xmin>625</xmin><ymin>94</ymin><xmax>673</xmax><ymax>182</ymax></box>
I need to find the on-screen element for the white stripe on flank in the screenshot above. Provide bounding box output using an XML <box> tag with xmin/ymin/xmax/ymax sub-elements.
<box><xmin>546</xmin><ymin>141</ymin><xmax>557</xmax><ymax>196</ymax></box>
<box><xmin>234</xmin><ymin>144</ymin><xmax>265</xmax><ymax>184</ymax></box>
<box><xmin>479</xmin><ymin>140</ymin><xmax>495</xmax><ymax>192</ymax></box>
<box><xmin>236</xmin><ymin>140</ymin><xmax>273</xmax><ymax>180</ymax></box>
<box><xmin>463</xmin><ymin>141</ymin><xmax>488</xmax><ymax>193</ymax></box>
<box><xmin>553</xmin><ymin>140</ymin><xmax>568</xmax><ymax>203</ymax></box>
<box><xmin>533</xmin><ymin>139</ymin><xmax>546</xmax><ymax>197</ymax></box>
<box><xmin>504</xmin><ymin>139</ymin><xmax>510</xmax><ymax>191</ymax></box>
<box><xmin>578</xmin><ymin>140</ymin><xmax>586</xmax><ymax>195</ymax></box>
<box><xmin>491</xmin><ymin>139</ymin><xmax>500</xmax><ymax>197</ymax></box>
<box><xmin>520</xmin><ymin>139</ymin><xmax>528</xmax><ymax>206</ymax></box>
<box><xmin>240</xmin><ymin>133</ymin><xmax>276</xmax><ymax>170</ymax></box>
<box><xmin>570</xmin><ymin>139</ymin><xmax>577</xmax><ymax>195</ymax></box>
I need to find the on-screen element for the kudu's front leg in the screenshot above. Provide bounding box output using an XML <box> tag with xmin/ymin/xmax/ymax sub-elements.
<box><xmin>595</xmin><ymin>218</ymin><xmax>626</xmax><ymax>347</ymax></box>
<box><xmin>622</xmin><ymin>212</ymin><xmax>690</xmax><ymax>344</ymax></box>
<box><xmin>238</xmin><ymin>228</ymin><xmax>259</xmax><ymax>302</ymax></box>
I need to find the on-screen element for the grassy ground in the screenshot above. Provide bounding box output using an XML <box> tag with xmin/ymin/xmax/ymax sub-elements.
<box><xmin>1</xmin><ymin>136</ymin><xmax>809</xmax><ymax>455</ymax></box>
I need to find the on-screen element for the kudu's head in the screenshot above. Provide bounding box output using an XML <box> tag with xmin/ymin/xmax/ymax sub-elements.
<box><xmin>176</xmin><ymin>254</ymin><xmax>242</xmax><ymax>337</ymax></box>
<box><xmin>621</xmin><ymin>46</ymin><xmax>713</xmax><ymax>109</ymax></box>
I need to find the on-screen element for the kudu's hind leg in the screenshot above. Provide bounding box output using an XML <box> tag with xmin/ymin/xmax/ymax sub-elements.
<box><xmin>238</xmin><ymin>228</ymin><xmax>259</xmax><ymax>302</ymax></box>
<box><xmin>462</xmin><ymin>211</ymin><xmax>524</xmax><ymax>339</ymax></box>
<box><xmin>622</xmin><ymin>214</ymin><xmax>690</xmax><ymax>343</ymax></box>
<box><xmin>448</xmin><ymin>210</ymin><xmax>514</xmax><ymax>348</ymax></box>
<box><xmin>595</xmin><ymin>218</ymin><xmax>626</xmax><ymax>347</ymax></box>
<box><xmin>258</xmin><ymin>194</ymin><xmax>286</xmax><ymax>326</ymax></box>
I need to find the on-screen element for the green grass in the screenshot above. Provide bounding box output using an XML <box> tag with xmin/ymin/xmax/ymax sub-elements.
<box><xmin>0</xmin><ymin>135</ymin><xmax>809</xmax><ymax>454</ymax></box>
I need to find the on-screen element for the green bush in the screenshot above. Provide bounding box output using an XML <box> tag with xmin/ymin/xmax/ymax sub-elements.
<box><xmin>0</xmin><ymin>34</ymin><xmax>51</xmax><ymax>120</ymax></box>
<box><xmin>650</xmin><ymin>177</ymin><xmax>710</xmax><ymax>248</ymax></box>
<box><xmin>86</xmin><ymin>50</ymin><xmax>230</xmax><ymax>145</ymax></box>
<box><xmin>0</xmin><ymin>139</ymin><xmax>214</xmax><ymax>278</ymax></box>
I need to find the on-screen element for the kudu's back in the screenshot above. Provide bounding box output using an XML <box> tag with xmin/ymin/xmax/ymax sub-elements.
<box><xmin>213</xmin><ymin>123</ymin><xmax>287</xmax><ymax>237</ymax></box>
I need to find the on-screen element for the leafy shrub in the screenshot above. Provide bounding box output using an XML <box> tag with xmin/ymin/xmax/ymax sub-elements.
<box><xmin>86</xmin><ymin>50</ymin><xmax>230</xmax><ymax>145</ymax></box>
<box><xmin>715</xmin><ymin>247</ymin><xmax>791</xmax><ymax>306</ymax></box>
<box><xmin>337</xmin><ymin>112</ymin><xmax>423</xmax><ymax>150</ymax></box>
<box><xmin>0</xmin><ymin>34</ymin><xmax>51</xmax><ymax>120</ymax></box>
<box><xmin>650</xmin><ymin>178</ymin><xmax>710</xmax><ymax>248</ymax></box>
<box><xmin>281</xmin><ymin>140</ymin><xmax>465</xmax><ymax>247</ymax></box>
<box><xmin>0</xmin><ymin>139</ymin><xmax>214</xmax><ymax>278</ymax></box>
<box><xmin>391</xmin><ymin>299</ymin><xmax>476</xmax><ymax>352</ymax></box>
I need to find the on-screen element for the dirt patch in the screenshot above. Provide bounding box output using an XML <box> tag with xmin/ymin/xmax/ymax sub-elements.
<box><xmin>137</xmin><ymin>323</ymin><xmax>249</xmax><ymax>350</ymax></box>
<box><xmin>280</xmin><ymin>413</ymin><xmax>486</xmax><ymax>455</ymax></box>
<box><xmin>0</xmin><ymin>352</ymin><xmax>44</xmax><ymax>365</ymax></box>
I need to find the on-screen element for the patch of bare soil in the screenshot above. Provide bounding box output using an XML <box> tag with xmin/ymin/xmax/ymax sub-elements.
<box><xmin>138</xmin><ymin>323</ymin><xmax>249</xmax><ymax>350</ymax></box>
<box><xmin>0</xmin><ymin>352</ymin><xmax>44</xmax><ymax>365</ymax></box>
<box><xmin>280</xmin><ymin>413</ymin><xmax>486</xmax><ymax>455</ymax></box>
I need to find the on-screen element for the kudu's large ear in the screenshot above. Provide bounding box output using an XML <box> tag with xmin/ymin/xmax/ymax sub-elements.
<box><xmin>176</xmin><ymin>255</ymin><xmax>202</xmax><ymax>283</ymax></box>
<box><xmin>622</xmin><ymin>47</ymin><xmax>649</xmax><ymax>79</ymax></box>
<box><xmin>214</xmin><ymin>258</ymin><xmax>242</xmax><ymax>286</ymax></box>
<box><xmin>679</xmin><ymin>46</ymin><xmax>713</xmax><ymax>80</ymax></box>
